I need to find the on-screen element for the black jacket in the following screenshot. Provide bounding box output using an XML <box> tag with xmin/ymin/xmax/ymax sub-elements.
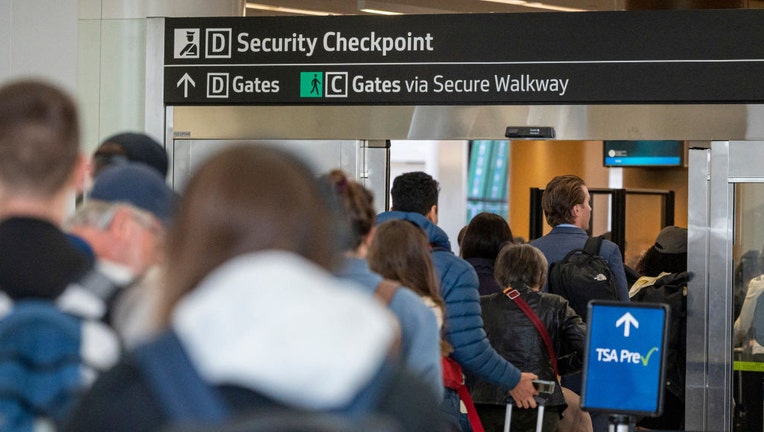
<box><xmin>470</xmin><ymin>286</ymin><xmax>586</xmax><ymax>407</ymax></box>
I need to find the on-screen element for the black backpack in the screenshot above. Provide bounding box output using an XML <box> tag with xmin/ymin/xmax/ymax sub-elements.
<box><xmin>547</xmin><ymin>236</ymin><xmax>619</xmax><ymax>321</ymax></box>
<box><xmin>631</xmin><ymin>271</ymin><xmax>689</xmax><ymax>401</ymax></box>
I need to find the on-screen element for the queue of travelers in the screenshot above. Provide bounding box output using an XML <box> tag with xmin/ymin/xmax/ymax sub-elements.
<box><xmin>0</xmin><ymin>78</ymin><xmax>689</xmax><ymax>432</ymax></box>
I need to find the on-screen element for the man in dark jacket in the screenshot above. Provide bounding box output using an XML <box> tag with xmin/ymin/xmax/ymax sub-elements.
<box><xmin>0</xmin><ymin>79</ymin><xmax>120</xmax><ymax>430</ymax></box>
<box><xmin>529</xmin><ymin>174</ymin><xmax>629</xmax><ymax>432</ymax></box>
<box><xmin>377</xmin><ymin>171</ymin><xmax>537</xmax><ymax>431</ymax></box>
<box><xmin>0</xmin><ymin>80</ymin><xmax>92</xmax><ymax>300</ymax></box>
<box><xmin>529</xmin><ymin>174</ymin><xmax>629</xmax><ymax>301</ymax></box>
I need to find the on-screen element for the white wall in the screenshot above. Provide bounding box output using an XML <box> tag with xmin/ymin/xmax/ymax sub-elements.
<box><xmin>0</xmin><ymin>0</ymin><xmax>78</xmax><ymax>93</ymax></box>
<box><xmin>0</xmin><ymin>0</ymin><xmax>244</xmax><ymax>155</ymax></box>
<box><xmin>77</xmin><ymin>0</ymin><xmax>244</xmax><ymax>155</ymax></box>
<box><xmin>390</xmin><ymin>140</ymin><xmax>469</xmax><ymax>254</ymax></box>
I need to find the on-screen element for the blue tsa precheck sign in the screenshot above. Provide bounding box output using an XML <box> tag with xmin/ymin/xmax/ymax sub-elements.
<box><xmin>581</xmin><ymin>300</ymin><xmax>669</xmax><ymax>417</ymax></box>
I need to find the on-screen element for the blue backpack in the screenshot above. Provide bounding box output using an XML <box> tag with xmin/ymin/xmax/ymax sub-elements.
<box><xmin>0</xmin><ymin>268</ymin><xmax>122</xmax><ymax>432</ymax></box>
<box><xmin>0</xmin><ymin>301</ymin><xmax>86</xmax><ymax>431</ymax></box>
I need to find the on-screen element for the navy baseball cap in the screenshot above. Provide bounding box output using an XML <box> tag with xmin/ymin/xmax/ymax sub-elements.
<box><xmin>94</xmin><ymin>132</ymin><xmax>168</xmax><ymax>178</ymax></box>
<box><xmin>89</xmin><ymin>162</ymin><xmax>176</xmax><ymax>226</ymax></box>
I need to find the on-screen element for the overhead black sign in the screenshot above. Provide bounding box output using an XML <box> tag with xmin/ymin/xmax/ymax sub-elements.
<box><xmin>164</xmin><ymin>10</ymin><xmax>764</xmax><ymax>105</ymax></box>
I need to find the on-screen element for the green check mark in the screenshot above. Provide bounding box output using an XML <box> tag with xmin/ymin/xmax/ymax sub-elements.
<box><xmin>640</xmin><ymin>347</ymin><xmax>658</xmax><ymax>366</ymax></box>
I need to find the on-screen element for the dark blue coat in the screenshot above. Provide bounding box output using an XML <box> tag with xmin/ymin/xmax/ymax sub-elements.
<box><xmin>376</xmin><ymin>211</ymin><xmax>522</xmax><ymax>390</ymax></box>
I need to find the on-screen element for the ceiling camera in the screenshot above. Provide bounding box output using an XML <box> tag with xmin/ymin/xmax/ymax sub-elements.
<box><xmin>505</xmin><ymin>126</ymin><xmax>556</xmax><ymax>139</ymax></box>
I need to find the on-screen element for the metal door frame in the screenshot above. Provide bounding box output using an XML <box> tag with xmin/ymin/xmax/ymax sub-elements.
<box><xmin>687</xmin><ymin>142</ymin><xmax>764</xmax><ymax>431</ymax></box>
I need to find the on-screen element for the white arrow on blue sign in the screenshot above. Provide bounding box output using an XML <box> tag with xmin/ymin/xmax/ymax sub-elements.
<box><xmin>615</xmin><ymin>312</ymin><xmax>639</xmax><ymax>337</ymax></box>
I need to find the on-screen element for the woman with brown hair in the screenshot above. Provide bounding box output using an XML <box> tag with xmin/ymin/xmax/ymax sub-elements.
<box><xmin>367</xmin><ymin>219</ymin><xmax>449</xmax><ymax>351</ymax></box>
<box><xmin>65</xmin><ymin>145</ymin><xmax>443</xmax><ymax>432</ymax></box>
<box><xmin>323</xmin><ymin>169</ymin><xmax>443</xmax><ymax>401</ymax></box>
<box><xmin>367</xmin><ymin>219</ymin><xmax>468</xmax><ymax>430</ymax></box>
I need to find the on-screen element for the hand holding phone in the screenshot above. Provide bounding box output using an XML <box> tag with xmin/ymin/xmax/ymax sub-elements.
<box><xmin>532</xmin><ymin>379</ymin><xmax>556</xmax><ymax>394</ymax></box>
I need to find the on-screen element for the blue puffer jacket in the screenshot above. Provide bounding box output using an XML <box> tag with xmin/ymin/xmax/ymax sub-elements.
<box><xmin>376</xmin><ymin>211</ymin><xmax>521</xmax><ymax>390</ymax></box>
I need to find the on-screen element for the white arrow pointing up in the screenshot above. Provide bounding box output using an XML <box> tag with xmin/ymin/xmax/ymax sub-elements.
<box><xmin>177</xmin><ymin>73</ymin><xmax>195</xmax><ymax>98</ymax></box>
<box><xmin>615</xmin><ymin>312</ymin><xmax>639</xmax><ymax>337</ymax></box>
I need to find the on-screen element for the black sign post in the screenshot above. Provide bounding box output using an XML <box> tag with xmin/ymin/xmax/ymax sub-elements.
<box><xmin>164</xmin><ymin>10</ymin><xmax>764</xmax><ymax>105</ymax></box>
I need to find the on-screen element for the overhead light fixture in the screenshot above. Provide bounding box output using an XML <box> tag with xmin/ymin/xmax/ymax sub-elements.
<box><xmin>360</xmin><ymin>8</ymin><xmax>403</xmax><ymax>15</ymax></box>
<box><xmin>245</xmin><ymin>2</ymin><xmax>334</xmax><ymax>16</ymax></box>
<box><xmin>358</xmin><ymin>0</ymin><xmax>452</xmax><ymax>15</ymax></box>
<box><xmin>481</xmin><ymin>0</ymin><xmax>586</xmax><ymax>12</ymax></box>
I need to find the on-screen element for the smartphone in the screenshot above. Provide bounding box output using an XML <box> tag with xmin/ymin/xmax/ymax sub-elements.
<box><xmin>532</xmin><ymin>379</ymin><xmax>556</xmax><ymax>394</ymax></box>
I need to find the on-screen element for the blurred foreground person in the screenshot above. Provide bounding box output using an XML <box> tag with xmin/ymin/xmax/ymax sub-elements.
<box><xmin>0</xmin><ymin>79</ymin><xmax>119</xmax><ymax>431</ymax></box>
<box><xmin>65</xmin><ymin>162</ymin><xmax>176</xmax><ymax>346</ymax></box>
<box><xmin>65</xmin><ymin>145</ymin><xmax>443</xmax><ymax>432</ymax></box>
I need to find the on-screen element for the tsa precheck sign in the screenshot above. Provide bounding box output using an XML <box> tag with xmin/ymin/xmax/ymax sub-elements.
<box><xmin>581</xmin><ymin>301</ymin><xmax>669</xmax><ymax>416</ymax></box>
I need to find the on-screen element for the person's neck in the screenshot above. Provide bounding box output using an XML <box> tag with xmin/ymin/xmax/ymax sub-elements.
<box><xmin>0</xmin><ymin>190</ymin><xmax>72</xmax><ymax>225</ymax></box>
<box><xmin>346</xmin><ymin>243</ymin><xmax>369</xmax><ymax>259</ymax></box>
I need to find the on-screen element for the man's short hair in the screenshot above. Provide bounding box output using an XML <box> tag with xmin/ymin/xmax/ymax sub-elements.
<box><xmin>390</xmin><ymin>171</ymin><xmax>439</xmax><ymax>215</ymax></box>
<box><xmin>0</xmin><ymin>80</ymin><xmax>80</xmax><ymax>197</ymax></box>
<box><xmin>541</xmin><ymin>174</ymin><xmax>587</xmax><ymax>227</ymax></box>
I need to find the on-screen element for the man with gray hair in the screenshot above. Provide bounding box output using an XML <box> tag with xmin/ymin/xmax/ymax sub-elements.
<box><xmin>66</xmin><ymin>162</ymin><xmax>176</xmax><ymax>346</ymax></box>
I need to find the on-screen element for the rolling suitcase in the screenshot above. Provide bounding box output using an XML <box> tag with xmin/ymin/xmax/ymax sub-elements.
<box><xmin>503</xmin><ymin>400</ymin><xmax>545</xmax><ymax>432</ymax></box>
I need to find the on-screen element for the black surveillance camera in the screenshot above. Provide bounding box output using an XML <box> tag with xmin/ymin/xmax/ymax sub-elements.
<box><xmin>505</xmin><ymin>126</ymin><xmax>555</xmax><ymax>139</ymax></box>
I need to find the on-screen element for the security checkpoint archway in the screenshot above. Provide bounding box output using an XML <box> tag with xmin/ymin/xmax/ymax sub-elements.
<box><xmin>144</xmin><ymin>10</ymin><xmax>764</xmax><ymax>431</ymax></box>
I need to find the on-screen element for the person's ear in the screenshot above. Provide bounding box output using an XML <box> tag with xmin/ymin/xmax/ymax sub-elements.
<box><xmin>426</xmin><ymin>205</ymin><xmax>438</xmax><ymax>224</ymax></box>
<box><xmin>70</xmin><ymin>154</ymin><xmax>89</xmax><ymax>193</ymax></box>
<box><xmin>363</xmin><ymin>226</ymin><xmax>377</xmax><ymax>248</ymax></box>
<box><xmin>108</xmin><ymin>207</ymin><xmax>134</xmax><ymax>239</ymax></box>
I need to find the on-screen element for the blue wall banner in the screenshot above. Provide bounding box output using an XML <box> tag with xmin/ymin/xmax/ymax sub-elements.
<box><xmin>163</xmin><ymin>10</ymin><xmax>764</xmax><ymax>105</ymax></box>
<box><xmin>581</xmin><ymin>301</ymin><xmax>669</xmax><ymax>416</ymax></box>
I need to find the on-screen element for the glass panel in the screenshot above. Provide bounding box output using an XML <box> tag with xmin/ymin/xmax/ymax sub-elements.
<box><xmin>732</xmin><ymin>183</ymin><xmax>764</xmax><ymax>432</ymax></box>
<box><xmin>590</xmin><ymin>192</ymin><xmax>611</xmax><ymax>238</ymax></box>
<box><xmin>466</xmin><ymin>140</ymin><xmax>509</xmax><ymax>221</ymax></box>
<box><xmin>624</xmin><ymin>194</ymin><xmax>666</xmax><ymax>270</ymax></box>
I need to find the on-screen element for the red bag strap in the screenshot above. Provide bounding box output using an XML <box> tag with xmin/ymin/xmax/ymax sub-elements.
<box><xmin>442</xmin><ymin>357</ymin><xmax>484</xmax><ymax>432</ymax></box>
<box><xmin>503</xmin><ymin>287</ymin><xmax>559</xmax><ymax>377</ymax></box>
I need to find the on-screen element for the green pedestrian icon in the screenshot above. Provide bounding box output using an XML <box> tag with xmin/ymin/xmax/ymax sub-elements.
<box><xmin>300</xmin><ymin>72</ymin><xmax>322</xmax><ymax>98</ymax></box>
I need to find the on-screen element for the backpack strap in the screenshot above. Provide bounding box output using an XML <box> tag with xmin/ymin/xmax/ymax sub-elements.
<box><xmin>56</xmin><ymin>266</ymin><xmax>125</xmax><ymax>323</ymax></box>
<box><xmin>373</xmin><ymin>279</ymin><xmax>401</xmax><ymax>306</ymax></box>
<box><xmin>132</xmin><ymin>330</ymin><xmax>230</xmax><ymax>424</ymax></box>
<box><xmin>583</xmin><ymin>236</ymin><xmax>604</xmax><ymax>256</ymax></box>
<box><xmin>76</xmin><ymin>268</ymin><xmax>124</xmax><ymax>304</ymax></box>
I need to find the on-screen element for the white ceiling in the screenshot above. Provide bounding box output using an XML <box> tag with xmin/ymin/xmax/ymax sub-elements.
<box><xmin>243</xmin><ymin>0</ymin><xmax>764</xmax><ymax>16</ymax></box>
<box><xmin>243</xmin><ymin>0</ymin><xmax>625</xmax><ymax>16</ymax></box>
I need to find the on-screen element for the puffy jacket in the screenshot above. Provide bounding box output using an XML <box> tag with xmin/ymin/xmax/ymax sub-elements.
<box><xmin>376</xmin><ymin>211</ymin><xmax>521</xmax><ymax>390</ymax></box>
<box><xmin>470</xmin><ymin>286</ymin><xmax>586</xmax><ymax>407</ymax></box>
